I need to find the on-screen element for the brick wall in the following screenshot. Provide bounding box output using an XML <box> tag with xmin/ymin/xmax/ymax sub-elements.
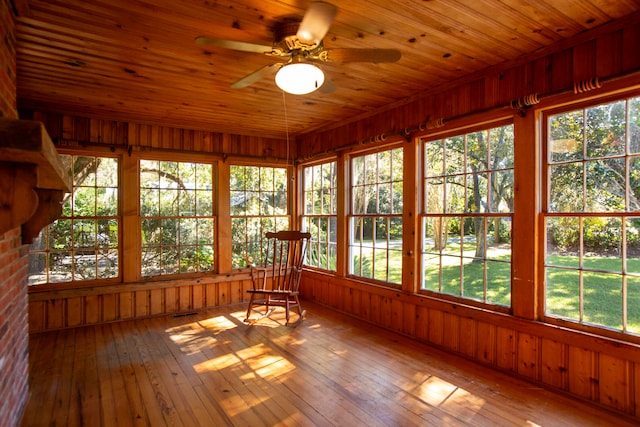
<box><xmin>0</xmin><ymin>0</ymin><xmax>30</xmax><ymax>426</ymax></box>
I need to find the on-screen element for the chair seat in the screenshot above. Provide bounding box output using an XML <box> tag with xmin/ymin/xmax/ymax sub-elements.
<box><xmin>247</xmin><ymin>289</ymin><xmax>299</xmax><ymax>295</ymax></box>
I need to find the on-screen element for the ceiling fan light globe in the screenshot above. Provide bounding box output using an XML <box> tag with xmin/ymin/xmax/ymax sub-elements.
<box><xmin>275</xmin><ymin>63</ymin><xmax>325</xmax><ymax>95</ymax></box>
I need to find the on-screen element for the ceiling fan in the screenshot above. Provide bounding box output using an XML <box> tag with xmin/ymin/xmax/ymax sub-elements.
<box><xmin>195</xmin><ymin>1</ymin><xmax>401</xmax><ymax>94</ymax></box>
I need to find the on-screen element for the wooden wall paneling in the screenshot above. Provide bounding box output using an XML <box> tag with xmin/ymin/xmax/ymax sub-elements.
<box><xmin>135</xmin><ymin>290</ymin><xmax>149</xmax><ymax>317</ymax></box>
<box><xmin>476</xmin><ymin>321</ymin><xmax>496</xmax><ymax>365</ymax></box>
<box><xmin>102</xmin><ymin>293</ymin><xmax>117</xmax><ymax>322</ymax></box>
<box><xmin>353</xmin><ymin>288</ymin><xmax>372</xmax><ymax>320</ymax></box>
<box><xmin>516</xmin><ymin>333</ymin><xmax>539</xmax><ymax>381</ymax></box>
<box><xmin>550</xmin><ymin>49</ymin><xmax>573</xmax><ymax>93</ymax></box>
<box><xmin>568</xmin><ymin>346</ymin><xmax>596</xmax><ymax>400</ymax></box>
<box><xmin>150</xmin><ymin>288</ymin><xmax>164</xmax><ymax>316</ymax></box>
<box><xmin>28</xmin><ymin>300</ymin><xmax>45</xmax><ymax>333</ymax></box>
<box><xmin>495</xmin><ymin>326</ymin><xmax>516</xmax><ymax>372</ymax></box>
<box><xmin>85</xmin><ymin>294</ymin><xmax>100</xmax><ymax>325</ymax></box>
<box><xmin>540</xmin><ymin>338</ymin><xmax>566</xmax><ymax>390</ymax></box>
<box><xmin>442</xmin><ymin>312</ymin><xmax>460</xmax><ymax>352</ymax></box>
<box><xmin>205</xmin><ymin>282</ymin><xmax>218</xmax><ymax>307</ymax></box>
<box><xmin>228</xmin><ymin>280</ymin><xmax>242</xmax><ymax>305</ymax></box>
<box><xmin>192</xmin><ymin>283</ymin><xmax>204</xmax><ymax>309</ymax></box>
<box><xmin>633</xmin><ymin>363</ymin><xmax>640</xmax><ymax>418</ymax></box>
<box><xmin>119</xmin><ymin>292</ymin><xmax>133</xmax><ymax>320</ymax></box>
<box><xmin>621</xmin><ymin>24</ymin><xmax>640</xmax><ymax>71</ymax></box>
<box><xmin>402</xmin><ymin>301</ymin><xmax>416</xmax><ymax>337</ymax></box>
<box><xmin>66</xmin><ymin>296</ymin><xmax>83</xmax><ymax>327</ymax></box>
<box><xmin>572</xmin><ymin>40</ymin><xmax>597</xmax><ymax>84</ymax></box>
<box><xmin>179</xmin><ymin>285</ymin><xmax>192</xmax><ymax>311</ymax></box>
<box><xmin>415</xmin><ymin>305</ymin><xmax>429</xmax><ymax>340</ymax></box>
<box><xmin>598</xmin><ymin>353</ymin><xmax>629</xmax><ymax>413</ymax></box>
<box><xmin>381</xmin><ymin>295</ymin><xmax>393</xmax><ymax>329</ymax></box>
<box><xmin>46</xmin><ymin>299</ymin><xmax>64</xmax><ymax>330</ymax></box>
<box><xmin>391</xmin><ymin>298</ymin><xmax>403</xmax><ymax>333</ymax></box>
<box><xmin>165</xmin><ymin>287</ymin><xmax>177</xmax><ymax>313</ymax></box>
<box><xmin>458</xmin><ymin>317</ymin><xmax>476</xmax><ymax>359</ymax></box>
<box><xmin>596</xmin><ymin>32</ymin><xmax>622</xmax><ymax>78</ymax></box>
<box><xmin>218</xmin><ymin>280</ymin><xmax>231</xmax><ymax>306</ymax></box>
<box><xmin>368</xmin><ymin>292</ymin><xmax>379</xmax><ymax>324</ymax></box>
<box><xmin>428</xmin><ymin>309</ymin><xmax>444</xmax><ymax>346</ymax></box>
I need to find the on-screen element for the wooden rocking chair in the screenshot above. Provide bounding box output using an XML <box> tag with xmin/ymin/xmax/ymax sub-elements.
<box><xmin>245</xmin><ymin>230</ymin><xmax>311</xmax><ymax>325</ymax></box>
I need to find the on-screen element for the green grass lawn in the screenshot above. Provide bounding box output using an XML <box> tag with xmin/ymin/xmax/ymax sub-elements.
<box><xmin>355</xmin><ymin>240</ymin><xmax>640</xmax><ymax>334</ymax></box>
<box><xmin>546</xmin><ymin>254</ymin><xmax>640</xmax><ymax>334</ymax></box>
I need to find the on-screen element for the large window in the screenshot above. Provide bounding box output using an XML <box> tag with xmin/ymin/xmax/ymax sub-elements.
<box><xmin>302</xmin><ymin>161</ymin><xmax>338</xmax><ymax>271</ymax></box>
<box><xmin>230</xmin><ymin>165</ymin><xmax>289</xmax><ymax>268</ymax></box>
<box><xmin>140</xmin><ymin>160</ymin><xmax>215</xmax><ymax>277</ymax></box>
<box><xmin>29</xmin><ymin>155</ymin><xmax>119</xmax><ymax>284</ymax></box>
<box><xmin>421</xmin><ymin>124</ymin><xmax>513</xmax><ymax>306</ymax></box>
<box><xmin>349</xmin><ymin>147</ymin><xmax>403</xmax><ymax>284</ymax></box>
<box><xmin>544</xmin><ymin>95</ymin><xmax>640</xmax><ymax>334</ymax></box>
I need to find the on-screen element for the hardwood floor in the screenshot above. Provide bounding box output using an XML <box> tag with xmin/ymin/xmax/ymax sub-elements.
<box><xmin>21</xmin><ymin>302</ymin><xmax>637</xmax><ymax>427</ymax></box>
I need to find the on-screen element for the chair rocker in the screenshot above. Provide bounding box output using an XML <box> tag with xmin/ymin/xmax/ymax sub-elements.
<box><xmin>245</xmin><ymin>230</ymin><xmax>311</xmax><ymax>325</ymax></box>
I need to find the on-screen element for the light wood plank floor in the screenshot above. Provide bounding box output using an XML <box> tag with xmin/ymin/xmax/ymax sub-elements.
<box><xmin>21</xmin><ymin>302</ymin><xmax>638</xmax><ymax>427</ymax></box>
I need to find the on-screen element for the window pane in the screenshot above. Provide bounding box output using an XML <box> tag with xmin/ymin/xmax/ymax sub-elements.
<box><xmin>421</xmin><ymin>124</ymin><xmax>513</xmax><ymax>307</ymax></box>
<box><xmin>230</xmin><ymin>165</ymin><xmax>288</xmax><ymax>268</ymax></box>
<box><xmin>549</xmin><ymin>163</ymin><xmax>583</xmax><ymax>212</ymax></box>
<box><xmin>349</xmin><ymin>148</ymin><xmax>403</xmax><ymax>284</ymax></box>
<box><xmin>545</xmin><ymin>95</ymin><xmax>640</xmax><ymax>335</ymax></box>
<box><xmin>141</xmin><ymin>160</ymin><xmax>216</xmax><ymax>277</ymax></box>
<box><xmin>546</xmin><ymin>268</ymin><xmax>580</xmax><ymax>319</ymax></box>
<box><xmin>29</xmin><ymin>155</ymin><xmax>121</xmax><ymax>285</ymax></box>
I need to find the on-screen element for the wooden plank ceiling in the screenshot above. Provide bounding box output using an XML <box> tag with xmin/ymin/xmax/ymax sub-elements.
<box><xmin>14</xmin><ymin>0</ymin><xmax>640</xmax><ymax>139</ymax></box>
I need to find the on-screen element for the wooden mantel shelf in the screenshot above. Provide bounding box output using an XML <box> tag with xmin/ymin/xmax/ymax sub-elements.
<box><xmin>0</xmin><ymin>119</ymin><xmax>71</xmax><ymax>243</ymax></box>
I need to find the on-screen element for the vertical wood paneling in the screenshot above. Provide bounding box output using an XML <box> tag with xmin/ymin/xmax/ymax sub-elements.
<box><xmin>28</xmin><ymin>300</ymin><xmax>45</xmax><ymax>332</ymax></box>
<box><xmin>66</xmin><ymin>296</ymin><xmax>83</xmax><ymax>327</ymax></box>
<box><xmin>496</xmin><ymin>326</ymin><xmax>516</xmax><ymax>371</ymax></box>
<box><xmin>102</xmin><ymin>293</ymin><xmax>117</xmax><ymax>322</ymax></box>
<box><xmin>476</xmin><ymin>321</ymin><xmax>495</xmax><ymax>365</ymax></box>
<box><xmin>540</xmin><ymin>338</ymin><xmax>566</xmax><ymax>389</ymax></box>
<box><xmin>119</xmin><ymin>292</ymin><xmax>133</xmax><ymax>319</ymax></box>
<box><xmin>442</xmin><ymin>312</ymin><xmax>460</xmax><ymax>352</ymax></box>
<box><xmin>598</xmin><ymin>354</ymin><xmax>629</xmax><ymax>412</ymax></box>
<box><xmin>150</xmin><ymin>289</ymin><xmax>164</xmax><ymax>316</ymax></box>
<box><xmin>402</xmin><ymin>302</ymin><xmax>416</xmax><ymax>337</ymax></box>
<box><xmin>428</xmin><ymin>309</ymin><xmax>444</xmax><ymax>346</ymax></box>
<box><xmin>568</xmin><ymin>346</ymin><xmax>595</xmax><ymax>400</ymax></box>
<box><xmin>134</xmin><ymin>290</ymin><xmax>148</xmax><ymax>317</ymax></box>
<box><xmin>391</xmin><ymin>299</ymin><xmax>403</xmax><ymax>332</ymax></box>
<box><xmin>517</xmin><ymin>333</ymin><xmax>539</xmax><ymax>380</ymax></box>
<box><xmin>85</xmin><ymin>295</ymin><xmax>100</xmax><ymax>325</ymax></box>
<box><xmin>458</xmin><ymin>317</ymin><xmax>476</xmax><ymax>358</ymax></box>
<box><xmin>46</xmin><ymin>299</ymin><xmax>64</xmax><ymax>330</ymax></box>
<box><xmin>415</xmin><ymin>305</ymin><xmax>429</xmax><ymax>340</ymax></box>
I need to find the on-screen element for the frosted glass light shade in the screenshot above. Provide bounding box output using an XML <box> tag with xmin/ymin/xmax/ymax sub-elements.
<box><xmin>275</xmin><ymin>62</ymin><xmax>325</xmax><ymax>95</ymax></box>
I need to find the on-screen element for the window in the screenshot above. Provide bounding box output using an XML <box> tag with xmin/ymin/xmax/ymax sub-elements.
<box><xmin>140</xmin><ymin>160</ymin><xmax>215</xmax><ymax>277</ymax></box>
<box><xmin>421</xmin><ymin>124</ymin><xmax>513</xmax><ymax>306</ymax></box>
<box><xmin>544</xmin><ymin>94</ymin><xmax>640</xmax><ymax>334</ymax></box>
<box><xmin>349</xmin><ymin>147</ymin><xmax>403</xmax><ymax>284</ymax></box>
<box><xmin>302</xmin><ymin>161</ymin><xmax>338</xmax><ymax>270</ymax></box>
<box><xmin>230</xmin><ymin>165</ymin><xmax>289</xmax><ymax>268</ymax></box>
<box><xmin>29</xmin><ymin>155</ymin><xmax>119</xmax><ymax>284</ymax></box>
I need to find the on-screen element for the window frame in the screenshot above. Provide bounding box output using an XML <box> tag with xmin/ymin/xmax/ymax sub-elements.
<box><xmin>541</xmin><ymin>89</ymin><xmax>640</xmax><ymax>339</ymax></box>
<box><xmin>229</xmin><ymin>163</ymin><xmax>291</xmax><ymax>269</ymax></box>
<box><xmin>418</xmin><ymin>119</ymin><xmax>514</xmax><ymax>311</ymax></box>
<box><xmin>347</xmin><ymin>143</ymin><xmax>404</xmax><ymax>286</ymax></box>
<box><xmin>28</xmin><ymin>151</ymin><xmax>121</xmax><ymax>288</ymax></box>
<box><xmin>301</xmin><ymin>158</ymin><xmax>339</xmax><ymax>272</ymax></box>
<box><xmin>139</xmin><ymin>157</ymin><xmax>217</xmax><ymax>278</ymax></box>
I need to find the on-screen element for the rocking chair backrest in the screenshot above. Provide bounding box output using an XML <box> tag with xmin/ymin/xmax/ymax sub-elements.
<box><xmin>261</xmin><ymin>230</ymin><xmax>311</xmax><ymax>292</ymax></box>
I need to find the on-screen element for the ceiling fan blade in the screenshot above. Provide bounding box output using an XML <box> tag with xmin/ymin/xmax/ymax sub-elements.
<box><xmin>321</xmin><ymin>48</ymin><xmax>401</xmax><ymax>63</ymax></box>
<box><xmin>231</xmin><ymin>63</ymin><xmax>283</xmax><ymax>89</ymax></box>
<box><xmin>296</xmin><ymin>1</ymin><xmax>338</xmax><ymax>46</ymax></box>
<box><xmin>195</xmin><ymin>36</ymin><xmax>274</xmax><ymax>54</ymax></box>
